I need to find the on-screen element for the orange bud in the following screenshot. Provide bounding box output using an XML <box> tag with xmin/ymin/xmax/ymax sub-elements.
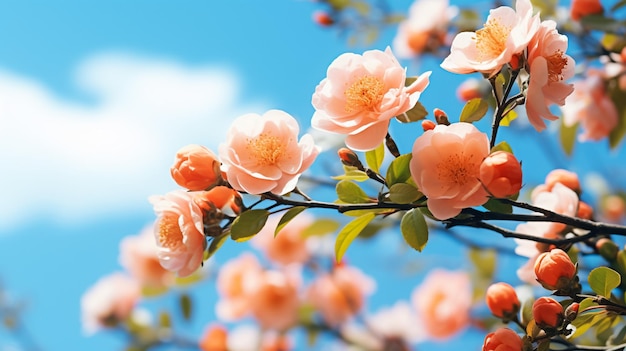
<box><xmin>433</xmin><ymin>108</ymin><xmax>450</xmax><ymax>125</ymax></box>
<box><xmin>534</xmin><ymin>249</ymin><xmax>577</xmax><ymax>291</ymax></box>
<box><xmin>571</xmin><ymin>0</ymin><xmax>603</xmax><ymax>21</ymax></box>
<box><xmin>532</xmin><ymin>297</ymin><xmax>564</xmax><ymax>329</ymax></box>
<box><xmin>338</xmin><ymin>147</ymin><xmax>362</xmax><ymax>168</ymax></box>
<box><xmin>171</xmin><ymin>144</ymin><xmax>221</xmax><ymax>191</ymax></box>
<box><xmin>421</xmin><ymin>119</ymin><xmax>436</xmax><ymax>131</ymax></box>
<box><xmin>565</xmin><ymin>302</ymin><xmax>579</xmax><ymax>322</ymax></box>
<box><xmin>545</xmin><ymin>169</ymin><xmax>580</xmax><ymax>193</ymax></box>
<box><xmin>313</xmin><ymin>11</ymin><xmax>334</xmax><ymax>26</ymax></box>
<box><xmin>456</xmin><ymin>78</ymin><xmax>483</xmax><ymax>102</ymax></box>
<box><xmin>479</xmin><ymin>151</ymin><xmax>523</xmax><ymax>198</ymax></box>
<box><xmin>577</xmin><ymin>201</ymin><xmax>593</xmax><ymax>220</ymax></box>
<box><xmin>509</xmin><ymin>54</ymin><xmax>522</xmax><ymax>71</ymax></box>
<box><xmin>485</xmin><ymin>282</ymin><xmax>520</xmax><ymax>318</ymax></box>
<box><xmin>482</xmin><ymin>328</ymin><xmax>523</xmax><ymax>351</ymax></box>
<box><xmin>199</xmin><ymin>324</ymin><xmax>228</xmax><ymax>351</ymax></box>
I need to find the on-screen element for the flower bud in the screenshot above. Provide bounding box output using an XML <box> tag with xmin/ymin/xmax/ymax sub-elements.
<box><xmin>577</xmin><ymin>201</ymin><xmax>593</xmax><ymax>220</ymax></box>
<box><xmin>456</xmin><ymin>78</ymin><xmax>482</xmax><ymax>102</ymax></box>
<box><xmin>433</xmin><ymin>108</ymin><xmax>450</xmax><ymax>125</ymax></box>
<box><xmin>479</xmin><ymin>151</ymin><xmax>523</xmax><ymax>198</ymax></box>
<box><xmin>171</xmin><ymin>144</ymin><xmax>221</xmax><ymax>191</ymax></box>
<box><xmin>534</xmin><ymin>249</ymin><xmax>577</xmax><ymax>291</ymax></box>
<box><xmin>545</xmin><ymin>169</ymin><xmax>580</xmax><ymax>194</ymax></box>
<box><xmin>486</xmin><ymin>282</ymin><xmax>520</xmax><ymax>319</ymax></box>
<box><xmin>482</xmin><ymin>328</ymin><xmax>523</xmax><ymax>351</ymax></box>
<box><xmin>313</xmin><ymin>11</ymin><xmax>334</xmax><ymax>26</ymax></box>
<box><xmin>421</xmin><ymin>119</ymin><xmax>436</xmax><ymax>132</ymax></box>
<box><xmin>338</xmin><ymin>148</ymin><xmax>363</xmax><ymax>168</ymax></box>
<box><xmin>565</xmin><ymin>302</ymin><xmax>579</xmax><ymax>323</ymax></box>
<box><xmin>532</xmin><ymin>297</ymin><xmax>564</xmax><ymax>329</ymax></box>
<box><xmin>571</xmin><ymin>0</ymin><xmax>603</xmax><ymax>21</ymax></box>
<box><xmin>596</xmin><ymin>238</ymin><xmax>619</xmax><ymax>262</ymax></box>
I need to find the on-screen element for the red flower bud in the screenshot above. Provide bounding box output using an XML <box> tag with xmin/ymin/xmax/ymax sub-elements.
<box><xmin>171</xmin><ymin>144</ymin><xmax>221</xmax><ymax>191</ymax></box>
<box><xmin>534</xmin><ymin>249</ymin><xmax>577</xmax><ymax>291</ymax></box>
<box><xmin>479</xmin><ymin>151</ymin><xmax>523</xmax><ymax>198</ymax></box>
<box><xmin>571</xmin><ymin>0</ymin><xmax>603</xmax><ymax>21</ymax></box>
<box><xmin>532</xmin><ymin>297</ymin><xmax>564</xmax><ymax>329</ymax></box>
<box><xmin>338</xmin><ymin>148</ymin><xmax>362</xmax><ymax>168</ymax></box>
<box><xmin>313</xmin><ymin>11</ymin><xmax>334</xmax><ymax>26</ymax></box>
<box><xmin>482</xmin><ymin>328</ymin><xmax>523</xmax><ymax>351</ymax></box>
<box><xmin>486</xmin><ymin>282</ymin><xmax>520</xmax><ymax>318</ymax></box>
<box><xmin>421</xmin><ymin>119</ymin><xmax>436</xmax><ymax>132</ymax></box>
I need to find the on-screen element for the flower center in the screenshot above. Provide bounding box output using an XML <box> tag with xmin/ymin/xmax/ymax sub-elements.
<box><xmin>437</xmin><ymin>152</ymin><xmax>480</xmax><ymax>186</ymax></box>
<box><xmin>547</xmin><ymin>50</ymin><xmax>568</xmax><ymax>82</ymax></box>
<box><xmin>158</xmin><ymin>213</ymin><xmax>184</xmax><ymax>250</ymax></box>
<box><xmin>344</xmin><ymin>75</ymin><xmax>385</xmax><ymax>112</ymax></box>
<box><xmin>247</xmin><ymin>133</ymin><xmax>286</xmax><ymax>166</ymax></box>
<box><xmin>475</xmin><ymin>19</ymin><xmax>510</xmax><ymax>61</ymax></box>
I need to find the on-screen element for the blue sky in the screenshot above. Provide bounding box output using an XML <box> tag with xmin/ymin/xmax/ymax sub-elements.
<box><xmin>0</xmin><ymin>1</ymin><xmax>625</xmax><ymax>350</ymax></box>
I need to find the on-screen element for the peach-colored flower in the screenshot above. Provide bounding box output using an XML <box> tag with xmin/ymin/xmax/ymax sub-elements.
<box><xmin>534</xmin><ymin>248</ymin><xmax>577</xmax><ymax>291</ymax></box>
<box><xmin>562</xmin><ymin>74</ymin><xmax>618</xmax><ymax>142</ymax></box>
<box><xmin>602</xmin><ymin>195</ymin><xmax>625</xmax><ymax>222</ymax></box>
<box><xmin>199</xmin><ymin>324</ymin><xmax>228</xmax><ymax>351</ymax></box>
<box><xmin>150</xmin><ymin>190</ymin><xmax>207</xmax><ymax>277</ymax></box>
<box><xmin>410</xmin><ymin>122</ymin><xmax>490</xmax><ymax>220</ymax></box>
<box><xmin>248</xmin><ymin>269</ymin><xmax>301</xmax><ymax>331</ymax></box>
<box><xmin>482</xmin><ymin>328</ymin><xmax>523</xmax><ymax>351</ymax></box>
<box><xmin>392</xmin><ymin>0</ymin><xmax>457</xmax><ymax>58</ymax></box>
<box><xmin>525</xmin><ymin>20</ymin><xmax>575</xmax><ymax>131</ymax></box>
<box><xmin>307</xmin><ymin>265</ymin><xmax>376</xmax><ymax>326</ymax></box>
<box><xmin>571</xmin><ymin>0</ymin><xmax>603</xmax><ymax>21</ymax></box>
<box><xmin>81</xmin><ymin>273</ymin><xmax>141</xmax><ymax>334</ymax></box>
<box><xmin>311</xmin><ymin>47</ymin><xmax>431</xmax><ymax>151</ymax></box>
<box><xmin>219</xmin><ymin>110</ymin><xmax>320</xmax><ymax>195</ymax></box>
<box><xmin>119</xmin><ymin>224</ymin><xmax>175</xmax><ymax>289</ymax></box>
<box><xmin>602</xmin><ymin>48</ymin><xmax>626</xmax><ymax>91</ymax></box>
<box><xmin>441</xmin><ymin>0</ymin><xmax>540</xmax><ymax>77</ymax></box>
<box><xmin>252</xmin><ymin>213</ymin><xmax>312</xmax><ymax>266</ymax></box>
<box><xmin>456</xmin><ymin>78</ymin><xmax>490</xmax><ymax>102</ymax></box>
<box><xmin>171</xmin><ymin>144</ymin><xmax>221</xmax><ymax>191</ymax></box>
<box><xmin>215</xmin><ymin>253</ymin><xmax>264</xmax><ymax>321</ymax></box>
<box><xmin>543</xmin><ymin>169</ymin><xmax>581</xmax><ymax>194</ymax></box>
<box><xmin>532</xmin><ymin>297</ymin><xmax>564</xmax><ymax>328</ymax></box>
<box><xmin>485</xmin><ymin>282</ymin><xmax>520</xmax><ymax>318</ymax></box>
<box><xmin>479</xmin><ymin>151</ymin><xmax>523</xmax><ymax>198</ymax></box>
<box><xmin>412</xmin><ymin>269</ymin><xmax>472</xmax><ymax>340</ymax></box>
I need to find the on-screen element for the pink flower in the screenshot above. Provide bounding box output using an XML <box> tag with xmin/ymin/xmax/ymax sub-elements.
<box><xmin>410</xmin><ymin>122</ymin><xmax>490</xmax><ymax>220</ymax></box>
<box><xmin>219</xmin><ymin>110</ymin><xmax>320</xmax><ymax>195</ymax></box>
<box><xmin>311</xmin><ymin>47</ymin><xmax>431</xmax><ymax>151</ymax></box>
<box><xmin>544</xmin><ymin>169</ymin><xmax>581</xmax><ymax>194</ymax></box>
<box><xmin>81</xmin><ymin>273</ymin><xmax>140</xmax><ymax>334</ymax></box>
<box><xmin>248</xmin><ymin>269</ymin><xmax>301</xmax><ymax>331</ymax></box>
<box><xmin>306</xmin><ymin>265</ymin><xmax>376</xmax><ymax>326</ymax></box>
<box><xmin>119</xmin><ymin>224</ymin><xmax>175</xmax><ymax>289</ymax></box>
<box><xmin>252</xmin><ymin>213</ymin><xmax>313</xmax><ymax>266</ymax></box>
<box><xmin>392</xmin><ymin>0</ymin><xmax>457</xmax><ymax>58</ymax></box>
<box><xmin>150</xmin><ymin>190</ymin><xmax>206</xmax><ymax>277</ymax></box>
<box><xmin>215</xmin><ymin>253</ymin><xmax>264</xmax><ymax>321</ymax></box>
<box><xmin>525</xmin><ymin>20</ymin><xmax>575</xmax><ymax>131</ymax></box>
<box><xmin>562</xmin><ymin>74</ymin><xmax>618</xmax><ymax>141</ymax></box>
<box><xmin>441</xmin><ymin>0</ymin><xmax>540</xmax><ymax>76</ymax></box>
<box><xmin>412</xmin><ymin>269</ymin><xmax>472</xmax><ymax>340</ymax></box>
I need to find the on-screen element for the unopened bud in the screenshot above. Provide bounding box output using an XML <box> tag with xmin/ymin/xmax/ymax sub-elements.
<box><xmin>577</xmin><ymin>201</ymin><xmax>593</xmax><ymax>220</ymax></box>
<box><xmin>509</xmin><ymin>54</ymin><xmax>522</xmax><ymax>71</ymax></box>
<box><xmin>313</xmin><ymin>11</ymin><xmax>334</xmax><ymax>26</ymax></box>
<box><xmin>421</xmin><ymin>119</ymin><xmax>436</xmax><ymax>131</ymax></box>
<box><xmin>565</xmin><ymin>302</ymin><xmax>579</xmax><ymax>322</ymax></box>
<box><xmin>532</xmin><ymin>297</ymin><xmax>564</xmax><ymax>329</ymax></box>
<box><xmin>534</xmin><ymin>249</ymin><xmax>578</xmax><ymax>292</ymax></box>
<box><xmin>338</xmin><ymin>148</ymin><xmax>363</xmax><ymax>168</ymax></box>
<box><xmin>596</xmin><ymin>238</ymin><xmax>619</xmax><ymax>262</ymax></box>
<box><xmin>433</xmin><ymin>108</ymin><xmax>450</xmax><ymax>125</ymax></box>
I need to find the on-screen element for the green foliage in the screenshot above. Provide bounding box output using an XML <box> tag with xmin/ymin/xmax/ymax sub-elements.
<box><xmin>335</xmin><ymin>212</ymin><xmax>376</xmax><ymax>262</ymax></box>
<box><xmin>275</xmin><ymin>206</ymin><xmax>307</xmax><ymax>237</ymax></box>
<box><xmin>482</xmin><ymin>198</ymin><xmax>513</xmax><ymax>214</ymax></box>
<box><xmin>560</xmin><ymin>118</ymin><xmax>578</xmax><ymax>156</ymax></box>
<box><xmin>388</xmin><ymin>183</ymin><xmax>421</xmax><ymax>204</ymax></box>
<box><xmin>230</xmin><ymin>209</ymin><xmax>270</xmax><ymax>242</ymax></box>
<box><xmin>499</xmin><ymin>109</ymin><xmax>517</xmax><ymax>127</ymax></box>
<box><xmin>609</xmin><ymin>78</ymin><xmax>626</xmax><ymax>149</ymax></box>
<box><xmin>365</xmin><ymin>142</ymin><xmax>384</xmax><ymax>173</ymax></box>
<box><xmin>581</xmin><ymin>14</ymin><xmax>625</xmax><ymax>33</ymax></box>
<box><xmin>179</xmin><ymin>293</ymin><xmax>192</xmax><ymax>321</ymax></box>
<box><xmin>460</xmin><ymin>98</ymin><xmax>489</xmax><ymax>123</ymax></box>
<box><xmin>206</xmin><ymin>233</ymin><xmax>228</xmax><ymax>261</ymax></box>
<box><xmin>302</xmin><ymin>218</ymin><xmax>341</xmax><ymax>237</ymax></box>
<box><xmin>468</xmin><ymin>248</ymin><xmax>496</xmax><ymax>280</ymax></box>
<box><xmin>588</xmin><ymin>266</ymin><xmax>621</xmax><ymax>297</ymax></box>
<box><xmin>400</xmin><ymin>209</ymin><xmax>428</xmax><ymax>252</ymax></box>
<box><xmin>332</xmin><ymin>169</ymin><xmax>370</xmax><ymax>182</ymax></box>
<box><xmin>158</xmin><ymin>311</ymin><xmax>171</xmax><ymax>328</ymax></box>
<box><xmin>336</xmin><ymin>180</ymin><xmax>371</xmax><ymax>203</ymax></box>
<box><xmin>396</xmin><ymin>101</ymin><xmax>428</xmax><ymax>123</ymax></box>
<box><xmin>490</xmin><ymin>141</ymin><xmax>513</xmax><ymax>153</ymax></box>
<box><xmin>386</xmin><ymin>153</ymin><xmax>413</xmax><ymax>186</ymax></box>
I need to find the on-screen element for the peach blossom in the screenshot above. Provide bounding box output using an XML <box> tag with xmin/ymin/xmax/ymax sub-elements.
<box><xmin>410</xmin><ymin>122</ymin><xmax>490</xmax><ymax>220</ymax></box>
<box><xmin>81</xmin><ymin>273</ymin><xmax>141</xmax><ymax>334</ymax></box>
<box><xmin>571</xmin><ymin>0</ymin><xmax>603</xmax><ymax>21</ymax></box>
<box><xmin>247</xmin><ymin>269</ymin><xmax>301</xmax><ymax>331</ymax></box>
<box><xmin>525</xmin><ymin>20</ymin><xmax>575</xmax><ymax>131</ymax></box>
<box><xmin>215</xmin><ymin>253</ymin><xmax>264</xmax><ymax>321</ymax></box>
<box><xmin>544</xmin><ymin>169</ymin><xmax>581</xmax><ymax>194</ymax></box>
<box><xmin>534</xmin><ymin>248</ymin><xmax>577</xmax><ymax>291</ymax></box>
<box><xmin>311</xmin><ymin>47</ymin><xmax>431</xmax><ymax>151</ymax></box>
<box><xmin>150</xmin><ymin>190</ymin><xmax>207</xmax><ymax>277</ymax></box>
<box><xmin>306</xmin><ymin>265</ymin><xmax>376</xmax><ymax>326</ymax></box>
<box><xmin>482</xmin><ymin>328</ymin><xmax>523</xmax><ymax>351</ymax></box>
<box><xmin>441</xmin><ymin>0</ymin><xmax>540</xmax><ymax>77</ymax></box>
<box><xmin>119</xmin><ymin>224</ymin><xmax>175</xmax><ymax>289</ymax></box>
<box><xmin>199</xmin><ymin>324</ymin><xmax>228</xmax><ymax>351</ymax></box>
<box><xmin>392</xmin><ymin>0</ymin><xmax>457</xmax><ymax>58</ymax></box>
<box><xmin>252</xmin><ymin>213</ymin><xmax>312</xmax><ymax>266</ymax></box>
<box><xmin>603</xmin><ymin>195</ymin><xmax>625</xmax><ymax>222</ymax></box>
<box><xmin>479</xmin><ymin>151</ymin><xmax>523</xmax><ymax>198</ymax></box>
<box><xmin>602</xmin><ymin>48</ymin><xmax>626</xmax><ymax>91</ymax></box>
<box><xmin>219</xmin><ymin>110</ymin><xmax>320</xmax><ymax>195</ymax></box>
<box><xmin>412</xmin><ymin>269</ymin><xmax>472</xmax><ymax>339</ymax></box>
<box><xmin>562</xmin><ymin>74</ymin><xmax>618</xmax><ymax>142</ymax></box>
<box><xmin>365</xmin><ymin>302</ymin><xmax>426</xmax><ymax>346</ymax></box>
<box><xmin>532</xmin><ymin>297</ymin><xmax>564</xmax><ymax>328</ymax></box>
<box><xmin>171</xmin><ymin>144</ymin><xmax>221</xmax><ymax>191</ymax></box>
<box><xmin>485</xmin><ymin>282</ymin><xmax>520</xmax><ymax>318</ymax></box>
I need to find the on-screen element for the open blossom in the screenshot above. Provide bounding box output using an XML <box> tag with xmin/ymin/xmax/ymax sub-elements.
<box><xmin>199</xmin><ymin>324</ymin><xmax>228</xmax><ymax>351</ymax></box>
<box><xmin>525</xmin><ymin>20</ymin><xmax>575</xmax><ymax>131</ymax></box>
<box><xmin>311</xmin><ymin>47</ymin><xmax>431</xmax><ymax>151</ymax></box>
<box><xmin>392</xmin><ymin>0</ymin><xmax>456</xmax><ymax>58</ymax></box>
<box><xmin>215</xmin><ymin>253</ymin><xmax>264</xmax><ymax>320</ymax></box>
<box><xmin>441</xmin><ymin>0</ymin><xmax>540</xmax><ymax>76</ymax></box>
<box><xmin>247</xmin><ymin>269</ymin><xmax>301</xmax><ymax>331</ymax></box>
<box><xmin>119</xmin><ymin>224</ymin><xmax>175</xmax><ymax>289</ymax></box>
<box><xmin>543</xmin><ymin>169</ymin><xmax>581</xmax><ymax>194</ymax></box>
<box><xmin>219</xmin><ymin>110</ymin><xmax>320</xmax><ymax>195</ymax></box>
<box><xmin>412</xmin><ymin>269</ymin><xmax>472</xmax><ymax>339</ymax></box>
<box><xmin>562</xmin><ymin>74</ymin><xmax>618</xmax><ymax>142</ymax></box>
<box><xmin>410</xmin><ymin>122</ymin><xmax>490</xmax><ymax>220</ymax></box>
<box><xmin>81</xmin><ymin>273</ymin><xmax>141</xmax><ymax>334</ymax></box>
<box><xmin>171</xmin><ymin>144</ymin><xmax>221</xmax><ymax>191</ymax></box>
<box><xmin>252</xmin><ymin>213</ymin><xmax>312</xmax><ymax>266</ymax></box>
<box><xmin>306</xmin><ymin>265</ymin><xmax>376</xmax><ymax>326</ymax></box>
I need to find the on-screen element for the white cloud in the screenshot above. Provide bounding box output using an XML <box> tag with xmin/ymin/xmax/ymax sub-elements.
<box><xmin>0</xmin><ymin>52</ymin><xmax>266</xmax><ymax>229</ymax></box>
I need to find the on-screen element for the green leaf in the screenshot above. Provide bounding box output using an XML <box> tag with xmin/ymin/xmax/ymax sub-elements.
<box><xmin>230</xmin><ymin>209</ymin><xmax>269</xmax><ymax>242</ymax></box>
<box><xmin>335</xmin><ymin>212</ymin><xmax>376</xmax><ymax>262</ymax></box>
<box><xmin>460</xmin><ymin>98</ymin><xmax>489</xmax><ymax>123</ymax></box>
<box><xmin>609</xmin><ymin>79</ymin><xmax>626</xmax><ymax>149</ymax></box>
<box><xmin>158</xmin><ymin>311</ymin><xmax>172</xmax><ymax>328</ymax></box>
<box><xmin>482</xmin><ymin>198</ymin><xmax>513</xmax><ymax>213</ymax></box>
<box><xmin>336</xmin><ymin>180</ymin><xmax>371</xmax><ymax>203</ymax></box>
<box><xmin>491</xmin><ymin>141</ymin><xmax>513</xmax><ymax>153</ymax></box>
<box><xmin>499</xmin><ymin>109</ymin><xmax>517</xmax><ymax>127</ymax></box>
<box><xmin>571</xmin><ymin>312</ymin><xmax>605</xmax><ymax>338</ymax></box>
<box><xmin>332</xmin><ymin>170</ymin><xmax>370</xmax><ymax>182</ymax></box>
<box><xmin>581</xmin><ymin>15</ymin><xmax>625</xmax><ymax>33</ymax></box>
<box><xmin>589</xmin><ymin>266</ymin><xmax>621</xmax><ymax>297</ymax></box>
<box><xmin>396</xmin><ymin>101</ymin><xmax>428</xmax><ymax>123</ymax></box>
<box><xmin>206</xmin><ymin>233</ymin><xmax>228</xmax><ymax>261</ymax></box>
<box><xmin>301</xmin><ymin>219</ymin><xmax>340</xmax><ymax>237</ymax></box>
<box><xmin>612</xmin><ymin>0</ymin><xmax>626</xmax><ymax>11</ymax></box>
<box><xmin>179</xmin><ymin>293</ymin><xmax>192</xmax><ymax>321</ymax></box>
<box><xmin>468</xmin><ymin>248</ymin><xmax>496</xmax><ymax>280</ymax></box>
<box><xmin>141</xmin><ymin>285</ymin><xmax>168</xmax><ymax>298</ymax></box>
<box><xmin>365</xmin><ymin>142</ymin><xmax>385</xmax><ymax>173</ymax></box>
<box><xmin>388</xmin><ymin>183</ymin><xmax>421</xmax><ymax>204</ymax></box>
<box><xmin>275</xmin><ymin>207</ymin><xmax>306</xmax><ymax>237</ymax></box>
<box><xmin>560</xmin><ymin>118</ymin><xmax>578</xmax><ymax>156</ymax></box>
<box><xmin>400</xmin><ymin>209</ymin><xmax>429</xmax><ymax>251</ymax></box>
<box><xmin>386</xmin><ymin>153</ymin><xmax>413</xmax><ymax>186</ymax></box>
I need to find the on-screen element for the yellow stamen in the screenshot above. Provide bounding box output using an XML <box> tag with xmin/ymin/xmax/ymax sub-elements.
<box><xmin>546</xmin><ymin>50</ymin><xmax>568</xmax><ymax>82</ymax></box>
<box><xmin>247</xmin><ymin>133</ymin><xmax>286</xmax><ymax>166</ymax></box>
<box><xmin>344</xmin><ymin>75</ymin><xmax>385</xmax><ymax>112</ymax></box>
<box><xmin>475</xmin><ymin>19</ymin><xmax>510</xmax><ymax>61</ymax></box>
<box><xmin>158</xmin><ymin>213</ymin><xmax>183</xmax><ymax>249</ymax></box>
<box><xmin>437</xmin><ymin>153</ymin><xmax>480</xmax><ymax>186</ymax></box>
